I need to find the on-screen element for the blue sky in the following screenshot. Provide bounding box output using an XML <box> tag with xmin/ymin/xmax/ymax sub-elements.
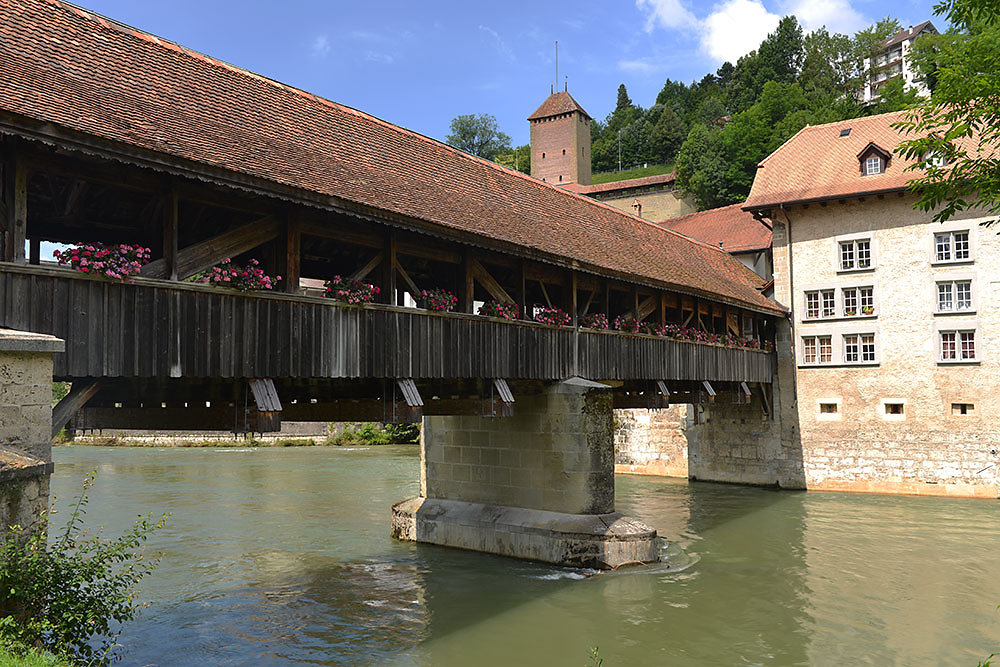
<box><xmin>79</xmin><ymin>0</ymin><xmax>939</xmax><ymax>148</ymax></box>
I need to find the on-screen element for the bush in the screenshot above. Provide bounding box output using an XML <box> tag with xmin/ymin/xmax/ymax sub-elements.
<box><xmin>0</xmin><ymin>472</ymin><xmax>166</xmax><ymax>665</ymax></box>
<box><xmin>196</xmin><ymin>258</ymin><xmax>280</xmax><ymax>292</ymax></box>
<box><xmin>418</xmin><ymin>288</ymin><xmax>458</xmax><ymax>312</ymax></box>
<box><xmin>477</xmin><ymin>300</ymin><xmax>519</xmax><ymax>320</ymax></box>
<box><xmin>324</xmin><ymin>276</ymin><xmax>380</xmax><ymax>304</ymax></box>
<box><xmin>52</xmin><ymin>243</ymin><xmax>150</xmax><ymax>283</ymax></box>
<box><xmin>328</xmin><ymin>422</ymin><xmax>420</xmax><ymax>445</ymax></box>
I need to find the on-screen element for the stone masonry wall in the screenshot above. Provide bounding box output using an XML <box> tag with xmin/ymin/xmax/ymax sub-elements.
<box><xmin>421</xmin><ymin>380</ymin><xmax>614</xmax><ymax>515</ymax></box>
<box><xmin>0</xmin><ymin>333</ymin><xmax>62</xmax><ymax>536</ymax></box>
<box><xmin>614</xmin><ymin>407</ymin><xmax>689</xmax><ymax>478</ymax></box>
<box><xmin>599</xmin><ymin>189</ymin><xmax>697</xmax><ymax>222</ymax></box>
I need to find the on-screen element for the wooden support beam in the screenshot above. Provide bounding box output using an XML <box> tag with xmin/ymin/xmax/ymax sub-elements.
<box><xmin>383</xmin><ymin>231</ymin><xmax>398</xmax><ymax>305</ymax></box>
<box><xmin>395</xmin><ymin>256</ymin><xmax>421</xmax><ymax>298</ymax></box>
<box><xmin>283</xmin><ymin>220</ymin><xmax>301</xmax><ymax>293</ymax></box>
<box><xmin>637</xmin><ymin>295</ymin><xmax>657</xmax><ymax>321</ymax></box>
<box><xmin>579</xmin><ymin>288</ymin><xmax>595</xmax><ymax>317</ymax></box>
<box><xmin>11</xmin><ymin>157</ymin><xmax>26</xmax><ymax>264</ymax></box>
<box><xmin>301</xmin><ymin>220</ymin><xmax>383</xmax><ymax>249</ymax></box>
<box><xmin>162</xmin><ymin>189</ymin><xmax>179</xmax><ymax>280</ymax></box>
<box><xmin>350</xmin><ymin>251</ymin><xmax>384</xmax><ymax>281</ymax></box>
<box><xmin>538</xmin><ymin>280</ymin><xmax>554</xmax><ymax>309</ymax></box>
<box><xmin>518</xmin><ymin>260</ymin><xmax>527</xmax><ymax>318</ymax></box>
<box><xmin>462</xmin><ymin>252</ymin><xmax>475</xmax><ymax>313</ymax></box>
<box><xmin>63</xmin><ymin>180</ymin><xmax>88</xmax><ymax>217</ymax></box>
<box><xmin>470</xmin><ymin>258</ymin><xmax>514</xmax><ymax>304</ymax></box>
<box><xmin>571</xmin><ymin>271</ymin><xmax>579</xmax><ymax>328</ymax></box>
<box><xmin>28</xmin><ymin>238</ymin><xmax>40</xmax><ymax>265</ymax></box>
<box><xmin>52</xmin><ymin>379</ymin><xmax>102</xmax><ymax>438</ymax></box>
<box><xmin>142</xmin><ymin>216</ymin><xmax>279</xmax><ymax>280</ymax></box>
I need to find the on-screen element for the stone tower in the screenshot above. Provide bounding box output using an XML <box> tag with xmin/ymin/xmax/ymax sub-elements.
<box><xmin>528</xmin><ymin>90</ymin><xmax>592</xmax><ymax>186</ymax></box>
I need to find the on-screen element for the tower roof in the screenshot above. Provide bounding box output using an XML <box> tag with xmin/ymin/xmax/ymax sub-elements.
<box><xmin>528</xmin><ymin>91</ymin><xmax>592</xmax><ymax>121</ymax></box>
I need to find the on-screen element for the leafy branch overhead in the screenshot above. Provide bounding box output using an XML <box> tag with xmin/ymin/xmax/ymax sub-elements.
<box><xmin>895</xmin><ymin>0</ymin><xmax>1000</xmax><ymax>225</ymax></box>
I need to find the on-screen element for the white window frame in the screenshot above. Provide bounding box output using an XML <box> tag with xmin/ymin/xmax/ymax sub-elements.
<box><xmin>836</xmin><ymin>234</ymin><xmax>875</xmax><ymax>273</ymax></box>
<box><xmin>938</xmin><ymin>328</ymin><xmax>978</xmax><ymax>363</ymax></box>
<box><xmin>936</xmin><ymin>279</ymin><xmax>974</xmax><ymax>314</ymax></box>
<box><xmin>842</xmin><ymin>332</ymin><xmax>877</xmax><ymax>365</ymax></box>
<box><xmin>865</xmin><ymin>156</ymin><xmax>883</xmax><ymax>175</ymax></box>
<box><xmin>931</xmin><ymin>225</ymin><xmax>974</xmax><ymax>265</ymax></box>
<box><xmin>801</xmin><ymin>335</ymin><xmax>833</xmax><ymax>366</ymax></box>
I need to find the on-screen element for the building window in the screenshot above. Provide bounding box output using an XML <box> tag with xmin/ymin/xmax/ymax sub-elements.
<box><xmin>802</xmin><ymin>335</ymin><xmax>832</xmax><ymax>364</ymax></box>
<box><xmin>884</xmin><ymin>402</ymin><xmax>904</xmax><ymax>416</ymax></box>
<box><xmin>805</xmin><ymin>291</ymin><xmax>819</xmax><ymax>319</ymax></box>
<box><xmin>860</xmin><ymin>287</ymin><xmax>874</xmax><ymax>315</ymax></box>
<box><xmin>843</xmin><ymin>287</ymin><xmax>857</xmax><ymax>316</ymax></box>
<box><xmin>934</xmin><ymin>230</ymin><xmax>970</xmax><ymax>262</ymax></box>
<box><xmin>940</xmin><ymin>330</ymin><xmax>976</xmax><ymax>361</ymax></box>
<box><xmin>865</xmin><ymin>156</ymin><xmax>883</xmax><ymax>175</ymax></box>
<box><xmin>844</xmin><ymin>334</ymin><xmax>876</xmax><ymax>363</ymax></box>
<box><xmin>840</xmin><ymin>239</ymin><xmax>872</xmax><ymax>271</ymax></box>
<box><xmin>542</xmin><ymin>152</ymin><xmax>546</xmax><ymax>159</ymax></box>
<box><xmin>821</xmin><ymin>290</ymin><xmax>835</xmax><ymax>317</ymax></box>
<box><xmin>562</xmin><ymin>149</ymin><xmax>566</xmax><ymax>155</ymax></box>
<box><xmin>952</xmin><ymin>402</ymin><xmax>975</xmax><ymax>416</ymax></box>
<box><xmin>937</xmin><ymin>280</ymin><xmax>973</xmax><ymax>312</ymax></box>
<box><xmin>559</xmin><ymin>175</ymin><xmax>562</xmax><ymax>182</ymax></box>
<box><xmin>819</xmin><ymin>402</ymin><xmax>838</xmax><ymax>414</ymax></box>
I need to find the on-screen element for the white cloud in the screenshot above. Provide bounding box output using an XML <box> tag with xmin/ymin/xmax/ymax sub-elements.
<box><xmin>478</xmin><ymin>25</ymin><xmax>515</xmax><ymax>63</ymax></box>
<box><xmin>782</xmin><ymin>0</ymin><xmax>865</xmax><ymax>34</ymax></box>
<box><xmin>636</xmin><ymin>0</ymin><xmax>698</xmax><ymax>30</ymax></box>
<box><xmin>618</xmin><ymin>58</ymin><xmax>659</xmax><ymax>73</ymax></box>
<box><xmin>701</xmin><ymin>0</ymin><xmax>780</xmax><ymax>63</ymax></box>
<box><xmin>364</xmin><ymin>51</ymin><xmax>394</xmax><ymax>64</ymax></box>
<box><xmin>310</xmin><ymin>35</ymin><xmax>331</xmax><ymax>58</ymax></box>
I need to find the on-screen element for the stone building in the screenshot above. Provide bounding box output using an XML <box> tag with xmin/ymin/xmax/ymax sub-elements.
<box><xmin>862</xmin><ymin>21</ymin><xmax>938</xmax><ymax>103</ymax></box>
<box><xmin>743</xmin><ymin>110</ymin><xmax>998</xmax><ymax>498</ymax></box>
<box><xmin>563</xmin><ymin>173</ymin><xmax>696</xmax><ymax>221</ymax></box>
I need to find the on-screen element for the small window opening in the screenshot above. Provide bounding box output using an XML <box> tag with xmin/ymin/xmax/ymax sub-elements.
<box><xmin>559</xmin><ymin>175</ymin><xmax>562</xmax><ymax>182</ymax></box>
<box><xmin>840</xmin><ymin>128</ymin><xmax>851</xmax><ymax>137</ymax></box>
<box><xmin>562</xmin><ymin>149</ymin><xmax>566</xmax><ymax>155</ymax></box>
<box><xmin>952</xmin><ymin>402</ymin><xmax>975</xmax><ymax>416</ymax></box>
<box><xmin>884</xmin><ymin>402</ymin><xmax>904</xmax><ymax>415</ymax></box>
<box><xmin>820</xmin><ymin>403</ymin><xmax>838</xmax><ymax>414</ymax></box>
<box><xmin>542</xmin><ymin>152</ymin><xmax>546</xmax><ymax>159</ymax></box>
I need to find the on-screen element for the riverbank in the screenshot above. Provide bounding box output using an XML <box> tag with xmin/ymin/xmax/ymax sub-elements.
<box><xmin>63</xmin><ymin>436</ymin><xmax>418</xmax><ymax>448</ymax></box>
<box><xmin>0</xmin><ymin>646</ymin><xmax>70</xmax><ymax>667</ymax></box>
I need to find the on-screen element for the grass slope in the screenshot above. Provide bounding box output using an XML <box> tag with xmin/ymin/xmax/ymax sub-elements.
<box><xmin>591</xmin><ymin>163</ymin><xmax>673</xmax><ymax>185</ymax></box>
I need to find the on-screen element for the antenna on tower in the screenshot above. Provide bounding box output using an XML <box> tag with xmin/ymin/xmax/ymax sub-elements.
<box><xmin>565</xmin><ymin>75</ymin><xmax>568</xmax><ymax>92</ymax></box>
<box><xmin>555</xmin><ymin>41</ymin><xmax>558</xmax><ymax>94</ymax></box>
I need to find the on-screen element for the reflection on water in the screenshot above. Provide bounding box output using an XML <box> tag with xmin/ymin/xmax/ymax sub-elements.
<box><xmin>52</xmin><ymin>446</ymin><xmax>1000</xmax><ymax>666</ymax></box>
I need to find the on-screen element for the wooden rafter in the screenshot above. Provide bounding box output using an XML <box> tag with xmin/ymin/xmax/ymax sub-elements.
<box><xmin>350</xmin><ymin>251</ymin><xmax>384</xmax><ymax>281</ymax></box>
<box><xmin>141</xmin><ymin>216</ymin><xmax>279</xmax><ymax>280</ymax></box>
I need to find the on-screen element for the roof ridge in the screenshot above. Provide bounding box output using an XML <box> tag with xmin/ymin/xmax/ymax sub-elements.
<box><xmin>49</xmin><ymin>0</ymin><xmax>619</xmax><ymax>214</ymax></box>
<box><xmin>50</xmin><ymin>2</ymin><xmax>726</xmax><ymax>254</ymax></box>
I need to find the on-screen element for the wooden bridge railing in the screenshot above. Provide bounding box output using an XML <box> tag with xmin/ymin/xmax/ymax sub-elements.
<box><xmin>0</xmin><ymin>265</ymin><xmax>773</xmax><ymax>384</ymax></box>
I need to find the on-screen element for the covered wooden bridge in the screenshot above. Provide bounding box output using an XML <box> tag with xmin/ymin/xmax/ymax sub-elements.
<box><xmin>0</xmin><ymin>0</ymin><xmax>783</xmax><ymax>433</ymax></box>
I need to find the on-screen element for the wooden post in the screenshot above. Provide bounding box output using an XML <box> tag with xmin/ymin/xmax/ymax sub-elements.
<box><xmin>659</xmin><ymin>293</ymin><xmax>667</xmax><ymax>326</ymax></box>
<box><xmin>28</xmin><ymin>238</ymin><xmax>39</xmax><ymax>265</ymax></box>
<box><xmin>632</xmin><ymin>285</ymin><xmax>639</xmax><ymax>321</ymax></box>
<box><xmin>11</xmin><ymin>157</ymin><xmax>26</xmax><ymax>264</ymax></box>
<box><xmin>283</xmin><ymin>219</ymin><xmax>301</xmax><ymax>293</ymax></box>
<box><xmin>571</xmin><ymin>271</ymin><xmax>579</xmax><ymax>328</ymax></box>
<box><xmin>383</xmin><ymin>231</ymin><xmax>398</xmax><ymax>305</ymax></box>
<box><xmin>602</xmin><ymin>280</ymin><xmax>610</xmax><ymax>320</ymax></box>
<box><xmin>462</xmin><ymin>252</ymin><xmax>475</xmax><ymax>313</ymax></box>
<box><xmin>518</xmin><ymin>260</ymin><xmax>527</xmax><ymax>318</ymax></box>
<box><xmin>163</xmin><ymin>189</ymin><xmax>178</xmax><ymax>280</ymax></box>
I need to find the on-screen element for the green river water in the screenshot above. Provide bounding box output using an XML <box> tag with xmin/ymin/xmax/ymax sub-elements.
<box><xmin>51</xmin><ymin>445</ymin><xmax>1000</xmax><ymax>666</ymax></box>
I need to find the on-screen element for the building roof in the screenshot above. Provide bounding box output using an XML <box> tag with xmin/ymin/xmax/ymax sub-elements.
<box><xmin>0</xmin><ymin>0</ymin><xmax>779</xmax><ymax>314</ymax></box>
<box><xmin>562</xmin><ymin>173</ymin><xmax>676</xmax><ymax>196</ymax></box>
<box><xmin>528</xmin><ymin>91</ymin><xmax>592</xmax><ymax>121</ymax></box>
<box><xmin>883</xmin><ymin>21</ymin><xmax>937</xmax><ymax>48</ymax></box>
<box><xmin>659</xmin><ymin>204</ymin><xmax>771</xmax><ymax>253</ymax></box>
<box><xmin>744</xmin><ymin>111</ymin><xmax>920</xmax><ymax>210</ymax></box>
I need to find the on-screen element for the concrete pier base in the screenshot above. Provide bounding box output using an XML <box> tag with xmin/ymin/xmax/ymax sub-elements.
<box><xmin>392</xmin><ymin>377</ymin><xmax>659</xmax><ymax>568</ymax></box>
<box><xmin>391</xmin><ymin>497</ymin><xmax>658</xmax><ymax>569</ymax></box>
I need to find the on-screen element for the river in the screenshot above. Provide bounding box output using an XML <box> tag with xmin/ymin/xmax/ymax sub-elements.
<box><xmin>51</xmin><ymin>445</ymin><xmax>1000</xmax><ymax>666</ymax></box>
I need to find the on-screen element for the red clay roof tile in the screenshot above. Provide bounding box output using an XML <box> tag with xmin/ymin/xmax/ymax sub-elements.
<box><xmin>659</xmin><ymin>203</ymin><xmax>771</xmax><ymax>253</ymax></box>
<box><xmin>0</xmin><ymin>0</ymin><xmax>780</xmax><ymax>313</ymax></box>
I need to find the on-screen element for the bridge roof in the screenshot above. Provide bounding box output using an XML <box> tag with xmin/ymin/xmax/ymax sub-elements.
<box><xmin>0</xmin><ymin>0</ymin><xmax>781</xmax><ymax>315</ymax></box>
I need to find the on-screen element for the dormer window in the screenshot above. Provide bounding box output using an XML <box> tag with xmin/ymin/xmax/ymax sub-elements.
<box><xmin>857</xmin><ymin>142</ymin><xmax>890</xmax><ymax>176</ymax></box>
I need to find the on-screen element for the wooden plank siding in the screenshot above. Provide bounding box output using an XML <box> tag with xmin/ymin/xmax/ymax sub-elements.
<box><xmin>0</xmin><ymin>266</ymin><xmax>773</xmax><ymax>383</ymax></box>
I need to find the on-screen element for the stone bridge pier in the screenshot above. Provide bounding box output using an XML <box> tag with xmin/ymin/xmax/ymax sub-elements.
<box><xmin>0</xmin><ymin>329</ymin><xmax>63</xmax><ymax>537</ymax></box>
<box><xmin>391</xmin><ymin>378</ymin><xmax>659</xmax><ymax>569</ymax></box>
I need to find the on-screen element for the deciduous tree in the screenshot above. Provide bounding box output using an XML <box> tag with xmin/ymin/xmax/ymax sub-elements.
<box><xmin>445</xmin><ymin>113</ymin><xmax>512</xmax><ymax>161</ymax></box>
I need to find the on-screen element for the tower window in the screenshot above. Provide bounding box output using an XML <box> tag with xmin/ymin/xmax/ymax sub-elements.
<box><xmin>562</xmin><ymin>149</ymin><xmax>566</xmax><ymax>155</ymax></box>
<box><xmin>542</xmin><ymin>152</ymin><xmax>545</xmax><ymax>159</ymax></box>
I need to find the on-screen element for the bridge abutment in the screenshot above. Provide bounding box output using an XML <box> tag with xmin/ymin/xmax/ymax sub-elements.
<box><xmin>391</xmin><ymin>378</ymin><xmax>659</xmax><ymax>569</ymax></box>
<box><xmin>0</xmin><ymin>329</ymin><xmax>62</xmax><ymax>537</ymax></box>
